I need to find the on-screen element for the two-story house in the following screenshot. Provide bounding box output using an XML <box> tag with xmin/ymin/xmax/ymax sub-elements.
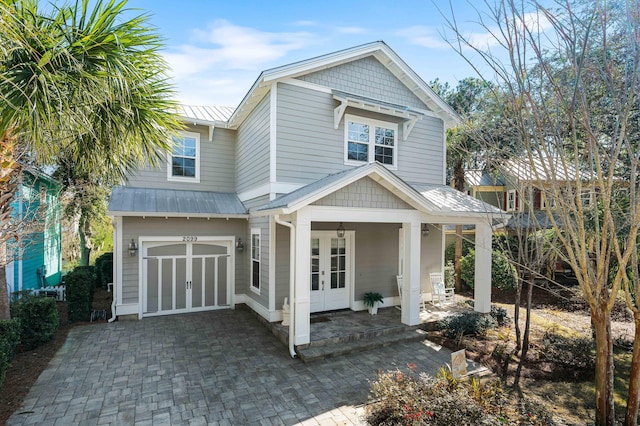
<box><xmin>107</xmin><ymin>41</ymin><xmax>504</xmax><ymax>353</ymax></box>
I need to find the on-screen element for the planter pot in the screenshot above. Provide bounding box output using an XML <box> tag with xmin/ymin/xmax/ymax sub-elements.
<box><xmin>368</xmin><ymin>302</ymin><xmax>379</xmax><ymax>315</ymax></box>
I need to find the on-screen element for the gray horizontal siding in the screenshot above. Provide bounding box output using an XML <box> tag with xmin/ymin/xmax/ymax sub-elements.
<box><xmin>236</xmin><ymin>93</ymin><xmax>270</xmax><ymax>193</ymax></box>
<box><xmin>298</xmin><ymin>56</ymin><xmax>426</xmax><ymax>110</ymax></box>
<box><xmin>276</xmin><ymin>82</ymin><xmax>445</xmax><ymax>186</ymax></box>
<box><xmin>126</xmin><ymin>125</ymin><xmax>236</xmax><ymax>192</ymax></box>
<box><xmin>120</xmin><ymin>217</ymin><xmax>248</xmax><ymax>304</ymax></box>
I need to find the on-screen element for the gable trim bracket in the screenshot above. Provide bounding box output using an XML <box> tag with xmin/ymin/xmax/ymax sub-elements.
<box><xmin>333</xmin><ymin>94</ymin><xmax>423</xmax><ymax>140</ymax></box>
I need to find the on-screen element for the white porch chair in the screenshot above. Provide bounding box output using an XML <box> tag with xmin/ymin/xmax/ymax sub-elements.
<box><xmin>397</xmin><ymin>274</ymin><xmax>429</xmax><ymax>311</ymax></box>
<box><xmin>430</xmin><ymin>272</ymin><xmax>454</xmax><ymax>306</ymax></box>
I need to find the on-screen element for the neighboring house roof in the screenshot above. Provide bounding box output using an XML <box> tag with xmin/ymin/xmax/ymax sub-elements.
<box><xmin>412</xmin><ymin>184</ymin><xmax>506</xmax><ymax>217</ymax></box>
<box><xmin>107</xmin><ymin>186</ymin><xmax>248</xmax><ymax>218</ymax></box>
<box><xmin>465</xmin><ymin>169</ymin><xmax>505</xmax><ymax>187</ymax></box>
<box><xmin>504</xmin><ymin>210</ymin><xmax>562</xmax><ymax>231</ymax></box>
<box><xmin>501</xmin><ymin>156</ymin><xmax>582</xmax><ymax>182</ymax></box>
<box><xmin>256</xmin><ymin>162</ymin><xmax>505</xmax><ymax>220</ymax></box>
<box><xmin>228</xmin><ymin>41</ymin><xmax>461</xmax><ymax>129</ymax></box>
<box><xmin>177</xmin><ymin>105</ymin><xmax>235</xmax><ymax>125</ymax></box>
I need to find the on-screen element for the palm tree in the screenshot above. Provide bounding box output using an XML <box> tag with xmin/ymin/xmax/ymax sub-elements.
<box><xmin>0</xmin><ymin>0</ymin><xmax>183</xmax><ymax>318</ymax></box>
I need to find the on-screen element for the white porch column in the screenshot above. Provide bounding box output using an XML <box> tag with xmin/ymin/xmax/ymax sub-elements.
<box><xmin>293</xmin><ymin>209</ymin><xmax>311</xmax><ymax>345</ymax></box>
<box><xmin>401</xmin><ymin>221</ymin><xmax>421</xmax><ymax>326</ymax></box>
<box><xmin>474</xmin><ymin>221</ymin><xmax>492</xmax><ymax>313</ymax></box>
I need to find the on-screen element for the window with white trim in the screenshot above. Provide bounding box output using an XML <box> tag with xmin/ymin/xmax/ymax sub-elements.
<box><xmin>506</xmin><ymin>189</ymin><xmax>517</xmax><ymax>211</ymax></box>
<box><xmin>344</xmin><ymin>115</ymin><xmax>397</xmax><ymax>167</ymax></box>
<box><xmin>251</xmin><ymin>228</ymin><xmax>260</xmax><ymax>291</ymax></box>
<box><xmin>168</xmin><ymin>131</ymin><xmax>200</xmax><ymax>182</ymax></box>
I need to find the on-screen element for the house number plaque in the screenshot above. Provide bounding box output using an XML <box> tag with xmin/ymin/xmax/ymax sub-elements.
<box><xmin>182</xmin><ymin>236</ymin><xmax>198</xmax><ymax>242</ymax></box>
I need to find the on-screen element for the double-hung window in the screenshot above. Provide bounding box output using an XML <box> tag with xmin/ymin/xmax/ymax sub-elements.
<box><xmin>251</xmin><ymin>228</ymin><xmax>260</xmax><ymax>292</ymax></box>
<box><xmin>345</xmin><ymin>115</ymin><xmax>397</xmax><ymax>168</ymax></box>
<box><xmin>506</xmin><ymin>189</ymin><xmax>517</xmax><ymax>211</ymax></box>
<box><xmin>168</xmin><ymin>131</ymin><xmax>200</xmax><ymax>182</ymax></box>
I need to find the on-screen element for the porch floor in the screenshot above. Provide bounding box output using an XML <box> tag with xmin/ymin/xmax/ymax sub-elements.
<box><xmin>267</xmin><ymin>300</ymin><xmax>470</xmax><ymax>362</ymax></box>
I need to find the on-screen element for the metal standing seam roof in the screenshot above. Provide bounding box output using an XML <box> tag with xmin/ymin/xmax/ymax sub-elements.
<box><xmin>107</xmin><ymin>186</ymin><xmax>247</xmax><ymax>216</ymax></box>
<box><xmin>465</xmin><ymin>170</ymin><xmax>506</xmax><ymax>187</ymax></box>
<box><xmin>412</xmin><ymin>184</ymin><xmax>507</xmax><ymax>216</ymax></box>
<box><xmin>177</xmin><ymin>105</ymin><xmax>235</xmax><ymax>123</ymax></box>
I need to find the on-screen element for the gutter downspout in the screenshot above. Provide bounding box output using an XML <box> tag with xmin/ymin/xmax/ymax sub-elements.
<box><xmin>108</xmin><ymin>217</ymin><xmax>117</xmax><ymax>323</ymax></box>
<box><xmin>275</xmin><ymin>215</ymin><xmax>296</xmax><ymax>358</ymax></box>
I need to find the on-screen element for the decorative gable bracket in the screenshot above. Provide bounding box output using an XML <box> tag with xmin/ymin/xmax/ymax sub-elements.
<box><xmin>333</xmin><ymin>93</ymin><xmax>423</xmax><ymax>141</ymax></box>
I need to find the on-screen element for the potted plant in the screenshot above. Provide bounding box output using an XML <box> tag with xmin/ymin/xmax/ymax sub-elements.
<box><xmin>363</xmin><ymin>292</ymin><xmax>384</xmax><ymax>315</ymax></box>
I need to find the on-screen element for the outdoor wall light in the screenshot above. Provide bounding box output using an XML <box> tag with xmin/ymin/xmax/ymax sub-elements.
<box><xmin>337</xmin><ymin>222</ymin><xmax>345</xmax><ymax>238</ymax></box>
<box><xmin>236</xmin><ymin>238</ymin><xmax>245</xmax><ymax>252</ymax></box>
<box><xmin>128</xmin><ymin>239</ymin><xmax>138</xmax><ymax>256</ymax></box>
<box><xmin>422</xmin><ymin>224</ymin><xmax>430</xmax><ymax>237</ymax></box>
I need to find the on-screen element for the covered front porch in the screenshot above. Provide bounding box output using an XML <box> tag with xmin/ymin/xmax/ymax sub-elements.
<box><xmin>255</xmin><ymin>163</ymin><xmax>506</xmax><ymax>355</ymax></box>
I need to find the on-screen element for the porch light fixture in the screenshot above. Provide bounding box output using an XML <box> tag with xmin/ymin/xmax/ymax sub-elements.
<box><xmin>236</xmin><ymin>238</ymin><xmax>245</xmax><ymax>252</ymax></box>
<box><xmin>337</xmin><ymin>222</ymin><xmax>345</xmax><ymax>238</ymax></box>
<box><xmin>422</xmin><ymin>224</ymin><xmax>430</xmax><ymax>237</ymax></box>
<box><xmin>128</xmin><ymin>239</ymin><xmax>138</xmax><ymax>257</ymax></box>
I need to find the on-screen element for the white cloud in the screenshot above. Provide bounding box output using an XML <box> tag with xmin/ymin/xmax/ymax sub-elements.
<box><xmin>336</xmin><ymin>26</ymin><xmax>367</xmax><ymax>34</ymax></box>
<box><xmin>396</xmin><ymin>26</ymin><xmax>449</xmax><ymax>49</ymax></box>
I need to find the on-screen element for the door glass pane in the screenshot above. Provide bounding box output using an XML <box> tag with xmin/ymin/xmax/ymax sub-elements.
<box><xmin>311</xmin><ymin>238</ymin><xmax>320</xmax><ymax>291</ymax></box>
<box><xmin>193</xmin><ymin>243</ymin><xmax>227</xmax><ymax>256</ymax></box>
<box><xmin>331</xmin><ymin>238</ymin><xmax>346</xmax><ymax>289</ymax></box>
<box><xmin>146</xmin><ymin>258</ymin><xmax>159</xmax><ymax>313</ymax></box>
<box><xmin>331</xmin><ymin>272</ymin><xmax>337</xmax><ymax>289</ymax></box>
<box><xmin>176</xmin><ymin>258</ymin><xmax>187</xmax><ymax>309</ymax></box>
<box><xmin>148</xmin><ymin>244</ymin><xmax>186</xmax><ymax>257</ymax></box>
<box><xmin>192</xmin><ymin>258</ymin><xmax>203</xmax><ymax>308</ymax></box>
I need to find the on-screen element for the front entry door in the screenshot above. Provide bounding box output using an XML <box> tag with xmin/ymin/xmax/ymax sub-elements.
<box><xmin>310</xmin><ymin>232</ymin><xmax>351</xmax><ymax>313</ymax></box>
<box><xmin>143</xmin><ymin>240</ymin><xmax>231</xmax><ymax>316</ymax></box>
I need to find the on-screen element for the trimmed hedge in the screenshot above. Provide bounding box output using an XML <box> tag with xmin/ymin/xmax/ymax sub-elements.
<box><xmin>0</xmin><ymin>319</ymin><xmax>21</xmax><ymax>388</ymax></box>
<box><xmin>10</xmin><ymin>296</ymin><xmax>58</xmax><ymax>351</ymax></box>
<box><xmin>66</xmin><ymin>266</ymin><xmax>95</xmax><ymax>322</ymax></box>
<box><xmin>95</xmin><ymin>252</ymin><xmax>113</xmax><ymax>290</ymax></box>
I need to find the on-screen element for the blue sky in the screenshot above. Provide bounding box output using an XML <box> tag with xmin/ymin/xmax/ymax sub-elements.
<box><xmin>123</xmin><ymin>0</ymin><xmax>532</xmax><ymax>107</ymax></box>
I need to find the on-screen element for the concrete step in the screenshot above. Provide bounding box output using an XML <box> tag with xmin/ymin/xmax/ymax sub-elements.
<box><xmin>296</xmin><ymin>328</ymin><xmax>428</xmax><ymax>362</ymax></box>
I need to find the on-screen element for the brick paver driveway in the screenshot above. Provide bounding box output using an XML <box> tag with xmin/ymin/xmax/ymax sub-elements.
<box><xmin>8</xmin><ymin>309</ymin><xmax>463</xmax><ymax>425</ymax></box>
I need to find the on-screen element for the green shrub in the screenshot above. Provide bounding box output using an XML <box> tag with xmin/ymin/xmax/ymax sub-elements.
<box><xmin>444</xmin><ymin>239</ymin><xmax>474</xmax><ymax>264</ymax></box>
<box><xmin>0</xmin><ymin>319</ymin><xmax>21</xmax><ymax>388</ymax></box>
<box><xmin>539</xmin><ymin>332</ymin><xmax>596</xmax><ymax>372</ymax></box>
<box><xmin>95</xmin><ymin>252</ymin><xmax>113</xmax><ymax>290</ymax></box>
<box><xmin>366</xmin><ymin>366</ymin><xmax>555</xmax><ymax>425</ymax></box>
<box><xmin>10</xmin><ymin>296</ymin><xmax>58</xmax><ymax>350</ymax></box>
<box><xmin>66</xmin><ymin>266</ymin><xmax>95</xmax><ymax>322</ymax></box>
<box><xmin>460</xmin><ymin>249</ymin><xmax>517</xmax><ymax>290</ymax></box>
<box><xmin>490</xmin><ymin>305</ymin><xmax>509</xmax><ymax>327</ymax></box>
<box><xmin>437</xmin><ymin>311</ymin><xmax>498</xmax><ymax>339</ymax></box>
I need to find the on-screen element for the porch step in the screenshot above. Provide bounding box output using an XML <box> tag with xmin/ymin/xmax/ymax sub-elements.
<box><xmin>296</xmin><ymin>327</ymin><xmax>428</xmax><ymax>362</ymax></box>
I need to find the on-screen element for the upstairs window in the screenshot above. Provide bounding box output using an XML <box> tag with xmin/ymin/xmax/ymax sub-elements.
<box><xmin>506</xmin><ymin>189</ymin><xmax>518</xmax><ymax>211</ymax></box>
<box><xmin>345</xmin><ymin>115</ymin><xmax>397</xmax><ymax>168</ymax></box>
<box><xmin>168</xmin><ymin>131</ymin><xmax>200</xmax><ymax>182</ymax></box>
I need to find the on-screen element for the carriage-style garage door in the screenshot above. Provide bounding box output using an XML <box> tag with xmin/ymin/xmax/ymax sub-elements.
<box><xmin>142</xmin><ymin>238</ymin><xmax>232</xmax><ymax>317</ymax></box>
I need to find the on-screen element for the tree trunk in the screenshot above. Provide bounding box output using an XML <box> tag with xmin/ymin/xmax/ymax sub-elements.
<box><xmin>0</xmin><ymin>264</ymin><xmax>9</xmax><ymax>320</ymax></box>
<box><xmin>593</xmin><ymin>309</ymin><xmax>615</xmax><ymax>426</ymax></box>
<box><xmin>624</xmin><ymin>313</ymin><xmax>640</xmax><ymax>426</ymax></box>
<box><xmin>454</xmin><ymin>226</ymin><xmax>462</xmax><ymax>291</ymax></box>
<box><xmin>514</xmin><ymin>274</ymin><xmax>534</xmax><ymax>387</ymax></box>
<box><xmin>513</xmin><ymin>269</ymin><xmax>523</xmax><ymax>352</ymax></box>
<box><xmin>79</xmin><ymin>213</ymin><xmax>92</xmax><ymax>266</ymax></box>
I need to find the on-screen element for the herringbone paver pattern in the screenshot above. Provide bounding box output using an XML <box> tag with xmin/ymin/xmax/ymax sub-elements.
<box><xmin>8</xmin><ymin>309</ymin><xmax>470</xmax><ymax>425</ymax></box>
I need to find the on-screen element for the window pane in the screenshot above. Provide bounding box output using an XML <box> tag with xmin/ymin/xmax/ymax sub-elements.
<box><xmin>375</xmin><ymin>127</ymin><xmax>395</xmax><ymax>146</ymax></box>
<box><xmin>348</xmin><ymin>122</ymin><xmax>369</xmax><ymax>142</ymax></box>
<box><xmin>331</xmin><ymin>272</ymin><xmax>337</xmax><ymax>289</ymax></box>
<box><xmin>183</xmin><ymin>138</ymin><xmax>196</xmax><ymax>157</ymax></box>
<box><xmin>374</xmin><ymin>146</ymin><xmax>393</xmax><ymax>164</ymax></box>
<box><xmin>252</xmin><ymin>260</ymin><xmax>260</xmax><ymax>288</ymax></box>
<box><xmin>348</xmin><ymin>142</ymin><xmax>368</xmax><ymax>161</ymax></box>
<box><xmin>311</xmin><ymin>275</ymin><xmax>319</xmax><ymax>291</ymax></box>
<box><xmin>339</xmin><ymin>272</ymin><xmax>345</xmax><ymax>288</ymax></box>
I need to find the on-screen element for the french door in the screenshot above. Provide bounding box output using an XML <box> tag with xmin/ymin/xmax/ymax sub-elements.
<box><xmin>143</xmin><ymin>239</ymin><xmax>231</xmax><ymax>316</ymax></box>
<box><xmin>310</xmin><ymin>232</ymin><xmax>351</xmax><ymax>313</ymax></box>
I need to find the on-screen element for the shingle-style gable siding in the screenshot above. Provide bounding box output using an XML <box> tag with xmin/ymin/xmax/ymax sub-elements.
<box><xmin>297</xmin><ymin>56</ymin><xmax>426</xmax><ymax>110</ymax></box>
<box><xmin>312</xmin><ymin>177</ymin><xmax>412</xmax><ymax>209</ymax></box>
<box><xmin>126</xmin><ymin>125</ymin><xmax>236</xmax><ymax>192</ymax></box>
<box><xmin>276</xmin><ymin>82</ymin><xmax>445</xmax><ymax>186</ymax></box>
<box><xmin>236</xmin><ymin>93</ymin><xmax>271</xmax><ymax>194</ymax></box>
